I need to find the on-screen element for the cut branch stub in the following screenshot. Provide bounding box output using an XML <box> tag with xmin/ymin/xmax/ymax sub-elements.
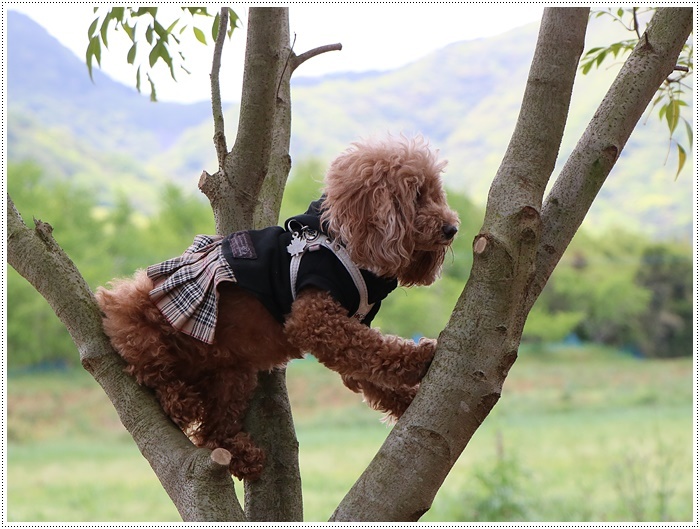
<box><xmin>211</xmin><ymin>448</ymin><xmax>233</xmax><ymax>467</ymax></box>
<box><xmin>473</xmin><ymin>235</ymin><xmax>489</xmax><ymax>255</ymax></box>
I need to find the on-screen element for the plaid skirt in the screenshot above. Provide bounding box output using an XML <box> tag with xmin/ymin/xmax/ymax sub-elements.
<box><xmin>147</xmin><ymin>235</ymin><xmax>236</xmax><ymax>344</ymax></box>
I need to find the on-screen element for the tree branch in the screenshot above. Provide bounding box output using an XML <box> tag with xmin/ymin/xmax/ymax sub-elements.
<box><xmin>523</xmin><ymin>6</ymin><xmax>693</xmax><ymax>313</ymax></box>
<box><xmin>210</xmin><ymin>7</ymin><xmax>229</xmax><ymax>170</ymax></box>
<box><xmin>290</xmin><ymin>43</ymin><xmax>342</xmax><ymax>72</ymax></box>
<box><xmin>7</xmin><ymin>195</ymin><xmax>246</xmax><ymax>522</ymax></box>
<box><xmin>330</xmin><ymin>7</ymin><xmax>591</xmax><ymax>521</ymax></box>
<box><xmin>485</xmin><ymin>7</ymin><xmax>589</xmax><ymax>218</ymax></box>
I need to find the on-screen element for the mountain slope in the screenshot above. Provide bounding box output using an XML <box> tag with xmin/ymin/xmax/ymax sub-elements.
<box><xmin>7</xmin><ymin>10</ymin><xmax>692</xmax><ymax>238</ymax></box>
<box><xmin>8</xmin><ymin>11</ymin><xmax>212</xmax><ymax>154</ymax></box>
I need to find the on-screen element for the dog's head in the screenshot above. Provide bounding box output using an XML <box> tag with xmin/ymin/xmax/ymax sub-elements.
<box><xmin>321</xmin><ymin>136</ymin><xmax>459</xmax><ymax>286</ymax></box>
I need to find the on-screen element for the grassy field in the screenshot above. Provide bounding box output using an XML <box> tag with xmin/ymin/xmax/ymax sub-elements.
<box><xmin>6</xmin><ymin>345</ymin><xmax>694</xmax><ymax>522</ymax></box>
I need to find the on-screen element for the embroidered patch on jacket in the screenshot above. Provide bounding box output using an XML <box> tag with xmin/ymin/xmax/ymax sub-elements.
<box><xmin>228</xmin><ymin>231</ymin><xmax>257</xmax><ymax>259</ymax></box>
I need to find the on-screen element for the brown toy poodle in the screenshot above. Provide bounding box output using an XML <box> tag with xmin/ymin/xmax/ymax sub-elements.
<box><xmin>96</xmin><ymin>136</ymin><xmax>460</xmax><ymax>480</ymax></box>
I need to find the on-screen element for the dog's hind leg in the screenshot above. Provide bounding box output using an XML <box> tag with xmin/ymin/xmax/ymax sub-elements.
<box><xmin>190</xmin><ymin>366</ymin><xmax>266</xmax><ymax>481</ymax></box>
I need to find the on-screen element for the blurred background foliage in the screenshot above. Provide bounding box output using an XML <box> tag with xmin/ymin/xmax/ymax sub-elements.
<box><xmin>8</xmin><ymin>158</ymin><xmax>692</xmax><ymax>370</ymax></box>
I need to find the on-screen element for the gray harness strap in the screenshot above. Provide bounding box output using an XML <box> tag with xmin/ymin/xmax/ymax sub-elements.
<box><xmin>286</xmin><ymin>225</ymin><xmax>374</xmax><ymax>321</ymax></box>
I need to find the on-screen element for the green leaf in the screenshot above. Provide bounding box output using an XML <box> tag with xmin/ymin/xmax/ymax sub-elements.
<box><xmin>127</xmin><ymin>42</ymin><xmax>137</xmax><ymax>65</ymax></box>
<box><xmin>658</xmin><ymin>104</ymin><xmax>667</xmax><ymax>120</ymax></box>
<box><xmin>665</xmin><ymin>99</ymin><xmax>680</xmax><ymax>134</ymax></box>
<box><xmin>166</xmin><ymin>18</ymin><xmax>180</xmax><ymax>34</ymax></box>
<box><xmin>583</xmin><ymin>46</ymin><xmax>604</xmax><ymax>58</ymax></box>
<box><xmin>100</xmin><ymin>16</ymin><xmax>110</xmax><ymax>47</ymax></box>
<box><xmin>212</xmin><ymin>12</ymin><xmax>220</xmax><ymax>41</ymax></box>
<box><xmin>85</xmin><ymin>41</ymin><xmax>95</xmax><ymax>80</ymax></box>
<box><xmin>193</xmin><ymin>26</ymin><xmax>207</xmax><ymax>44</ymax></box>
<box><xmin>147</xmin><ymin>72</ymin><xmax>157</xmax><ymax>102</ymax></box>
<box><xmin>153</xmin><ymin>20</ymin><xmax>168</xmax><ymax>39</ymax></box>
<box><xmin>85</xmin><ymin>36</ymin><xmax>102</xmax><ymax>81</ymax></box>
<box><xmin>160</xmin><ymin>44</ymin><xmax>176</xmax><ymax>79</ymax></box>
<box><xmin>146</xmin><ymin>25</ymin><xmax>153</xmax><ymax>45</ymax></box>
<box><xmin>683</xmin><ymin>118</ymin><xmax>693</xmax><ymax>148</ymax></box>
<box><xmin>227</xmin><ymin>8</ymin><xmax>238</xmax><ymax>37</ymax></box>
<box><xmin>675</xmin><ymin>144</ymin><xmax>686</xmax><ymax>180</ymax></box>
<box><xmin>596</xmin><ymin>50</ymin><xmax>607</xmax><ymax>67</ymax></box>
<box><xmin>135</xmin><ymin>65</ymin><xmax>141</xmax><ymax>93</ymax></box>
<box><xmin>122</xmin><ymin>21</ymin><xmax>135</xmax><ymax>42</ymax></box>
<box><xmin>149</xmin><ymin>41</ymin><xmax>161</xmax><ymax>67</ymax></box>
<box><xmin>88</xmin><ymin>16</ymin><xmax>99</xmax><ymax>38</ymax></box>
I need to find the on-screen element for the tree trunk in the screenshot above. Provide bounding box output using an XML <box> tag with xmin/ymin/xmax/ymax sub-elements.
<box><xmin>201</xmin><ymin>7</ymin><xmax>305</xmax><ymax>521</ymax></box>
<box><xmin>330</xmin><ymin>6</ymin><xmax>692</xmax><ymax>521</ymax></box>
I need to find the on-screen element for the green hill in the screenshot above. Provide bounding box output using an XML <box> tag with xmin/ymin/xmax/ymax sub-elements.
<box><xmin>7</xmin><ymin>10</ymin><xmax>692</xmax><ymax>238</ymax></box>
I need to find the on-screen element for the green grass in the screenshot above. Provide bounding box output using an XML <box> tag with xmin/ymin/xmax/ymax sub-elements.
<box><xmin>6</xmin><ymin>345</ymin><xmax>694</xmax><ymax>522</ymax></box>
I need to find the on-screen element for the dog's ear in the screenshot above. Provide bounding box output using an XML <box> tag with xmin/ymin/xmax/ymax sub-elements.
<box><xmin>321</xmin><ymin>145</ymin><xmax>419</xmax><ymax>278</ymax></box>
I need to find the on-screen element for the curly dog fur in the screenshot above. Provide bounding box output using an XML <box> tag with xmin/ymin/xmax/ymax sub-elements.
<box><xmin>96</xmin><ymin>136</ymin><xmax>459</xmax><ymax>480</ymax></box>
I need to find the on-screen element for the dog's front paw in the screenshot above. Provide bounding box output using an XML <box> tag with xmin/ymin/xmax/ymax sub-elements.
<box><xmin>417</xmin><ymin>337</ymin><xmax>437</xmax><ymax>358</ymax></box>
<box><xmin>380</xmin><ymin>384</ymin><xmax>420</xmax><ymax>424</ymax></box>
<box><xmin>410</xmin><ymin>337</ymin><xmax>437</xmax><ymax>381</ymax></box>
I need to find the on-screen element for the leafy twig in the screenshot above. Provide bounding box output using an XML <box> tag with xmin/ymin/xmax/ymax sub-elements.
<box><xmin>581</xmin><ymin>7</ymin><xmax>694</xmax><ymax>177</ymax></box>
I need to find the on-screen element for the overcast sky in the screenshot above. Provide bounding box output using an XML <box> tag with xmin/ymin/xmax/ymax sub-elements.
<box><xmin>8</xmin><ymin>4</ymin><xmax>545</xmax><ymax>103</ymax></box>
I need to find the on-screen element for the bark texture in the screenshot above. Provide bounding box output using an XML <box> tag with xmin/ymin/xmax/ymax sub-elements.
<box><xmin>199</xmin><ymin>7</ymin><xmax>289</xmax><ymax>235</ymax></box>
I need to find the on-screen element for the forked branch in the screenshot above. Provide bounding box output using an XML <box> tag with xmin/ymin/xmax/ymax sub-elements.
<box><xmin>524</xmin><ymin>6</ymin><xmax>693</xmax><ymax>312</ymax></box>
<box><xmin>331</xmin><ymin>8</ymin><xmax>590</xmax><ymax>520</ymax></box>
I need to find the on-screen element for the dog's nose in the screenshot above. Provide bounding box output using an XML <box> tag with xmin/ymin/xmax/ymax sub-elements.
<box><xmin>442</xmin><ymin>224</ymin><xmax>458</xmax><ymax>239</ymax></box>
